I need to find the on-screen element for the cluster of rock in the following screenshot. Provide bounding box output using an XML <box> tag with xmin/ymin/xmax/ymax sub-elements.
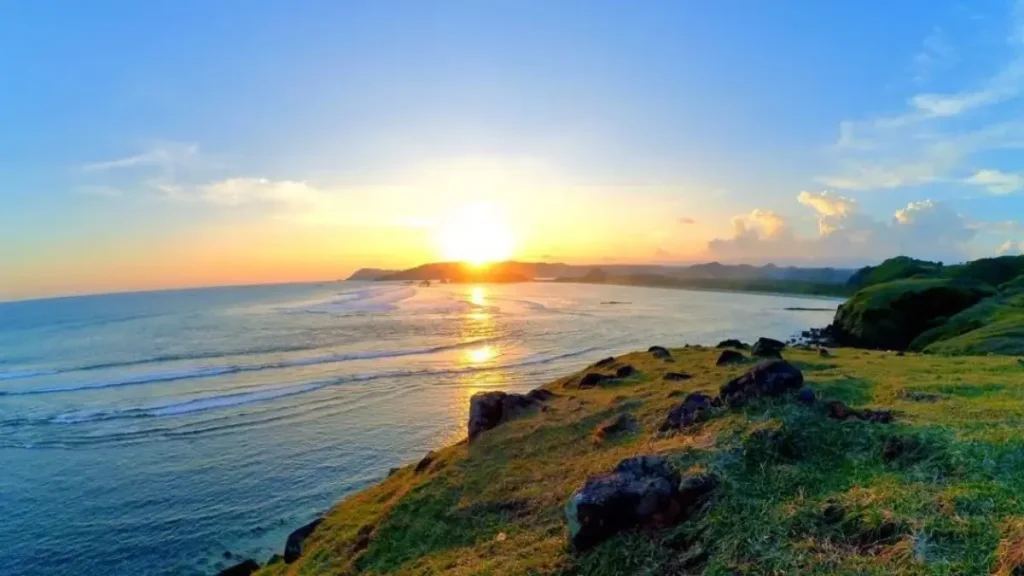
<box><xmin>468</xmin><ymin>388</ymin><xmax>556</xmax><ymax>441</ymax></box>
<box><xmin>216</xmin><ymin>517</ymin><xmax>324</xmax><ymax>575</ymax></box>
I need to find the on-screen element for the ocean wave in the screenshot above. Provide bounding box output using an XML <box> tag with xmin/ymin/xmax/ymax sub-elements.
<box><xmin>283</xmin><ymin>285</ymin><xmax>416</xmax><ymax>315</ymax></box>
<box><xmin>0</xmin><ymin>369</ymin><xmax>58</xmax><ymax>381</ymax></box>
<box><xmin>44</xmin><ymin>347</ymin><xmax>598</xmax><ymax>425</ymax></box>
<box><xmin>4</xmin><ymin>338</ymin><xmax>505</xmax><ymax>396</ymax></box>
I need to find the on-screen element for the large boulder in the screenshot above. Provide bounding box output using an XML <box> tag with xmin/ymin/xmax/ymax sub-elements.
<box><xmin>716</xmin><ymin>339</ymin><xmax>749</xmax><ymax>349</ymax></box>
<box><xmin>284</xmin><ymin>518</ymin><xmax>323</xmax><ymax>563</ymax></box>
<box><xmin>648</xmin><ymin>346</ymin><xmax>673</xmax><ymax>360</ymax></box>
<box><xmin>467</xmin><ymin>391</ymin><xmax>539</xmax><ymax>441</ymax></box>
<box><xmin>565</xmin><ymin>456</ymin><xmax>681</xmax><ymax>551</ymax></box>
<box><xmin>659</xmin><ymin>393</ymin><xmax>714</xmax><ymax>431</ymax></box>
<box><xmin>217</xmin><ymin>559</ymin><xmax>260</xmax><ymax>576</ymax></box>
<box><xmin>716</xmin><ymin>349</ymin><xmax>746</xmax><ymax>366</ymax></box>
<box><xmin>752</xmin><ymin>337</ymin><xmax>785</xmax><ymax>358</ymax></box>
<box><xmin>720</xmin><ymin>360</ymin><xmax>804</xmax><ymax>406</ymax></box>
<box><xmin>829</xmin><ymin>278</ymin><xmax>996</xmax><ymax>350</ymax></box>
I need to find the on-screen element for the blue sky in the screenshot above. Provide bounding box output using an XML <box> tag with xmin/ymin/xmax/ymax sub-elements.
<box><xmin>4</xmin><ymin>0</ymin><xmax>1024</xmax><ymax>299</ymax></box>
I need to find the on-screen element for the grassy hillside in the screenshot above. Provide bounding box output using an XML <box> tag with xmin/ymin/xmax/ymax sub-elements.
<box><xmin>847</xmin><ymin>255</ymin><xmax>1024</xmax><ymax>291</ymax></box>
<box><xmin>255</xmin><ymin>346</ymin><xmax>1024</xmax><ymax>576</ymax></box>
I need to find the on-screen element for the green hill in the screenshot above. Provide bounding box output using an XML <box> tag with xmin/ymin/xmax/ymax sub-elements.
<box><xmin>252</xmin><ymin>347</ymin><xmax>1024</xmax><ymax>576</ymax></box>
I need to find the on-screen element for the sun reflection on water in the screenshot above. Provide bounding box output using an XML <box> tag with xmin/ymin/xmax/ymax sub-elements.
<box><xmin>470</xmin><ymin>286</ymin><xmax>486</xmax><ymax>306</ymax></box>
<box><xmin>465</xmin><ymin>345</ymin><xmax>497</xmax><ymax>364</ymax></box>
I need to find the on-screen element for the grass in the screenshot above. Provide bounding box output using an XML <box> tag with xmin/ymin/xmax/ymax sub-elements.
<box><xmin>257</xmin><ymin>347</ymin><xmax>1024</xmax><ymax>576</ymax></box>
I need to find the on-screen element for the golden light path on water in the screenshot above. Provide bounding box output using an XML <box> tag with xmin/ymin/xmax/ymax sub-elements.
<box><xmin>446</xmin><ymin>285</ymin><xmax>509</xmax><ymax>443</ymax></box>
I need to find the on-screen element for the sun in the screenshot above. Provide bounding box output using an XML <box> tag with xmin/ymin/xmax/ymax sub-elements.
<box><xmin>438</xmin><ymin>202</ymin><xmax>515</xmax><ymax>266</ymax></box>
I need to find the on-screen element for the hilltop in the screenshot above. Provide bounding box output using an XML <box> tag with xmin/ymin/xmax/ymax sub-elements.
<box><xmin>244</xmin><ymin>345</ymin><xmax>1024</xmax><ymax>576</ymax></box>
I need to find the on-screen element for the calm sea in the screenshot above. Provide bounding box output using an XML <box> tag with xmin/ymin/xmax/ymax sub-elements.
<box><xmin>0</xmin><ymin>281</ymin><xmax>839</xmax><ymax>575</ymax></box>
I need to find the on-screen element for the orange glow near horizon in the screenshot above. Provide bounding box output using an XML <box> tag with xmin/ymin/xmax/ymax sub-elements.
<box><xmin>437</xmin><ymin>202</ymin><xmax>515</xmax><ymax>266</ymax></box>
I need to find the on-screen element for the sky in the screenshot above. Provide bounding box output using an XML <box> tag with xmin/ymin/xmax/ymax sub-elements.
<box><xmin>6</xmin><ymin>0</ymin><xmax>1024</xmax><ymax>300</ymax></box>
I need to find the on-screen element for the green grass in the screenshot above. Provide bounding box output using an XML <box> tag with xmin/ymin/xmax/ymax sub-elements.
<box><xmin>258</xmin><ymin>347</ymin><xmax>1024</xmax><ymax>576</ymax></box>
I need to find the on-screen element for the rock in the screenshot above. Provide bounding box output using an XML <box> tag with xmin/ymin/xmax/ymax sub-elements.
<box><xmin>752</xmin><ymin>337</ymin><xmax>786</xmax><ymax>358</ymax></box>
<box><xmin>897</xmin><ymin>390</ymin><xmax>942</xmax><ymax>402</ymax></box>
<box><xmin>468</xmin><ymin>391</ymin><xmax>539</xmax><ymax>441</ymax></box>
<box><xmin>217</xmin><ymin>559</ymin><xmax>260</xmax><ymax>576</ymax></box>
<box><xmin>882</xmin><ymin>436</ymin><xmax>905</xmax><ymax>462</ymax></box>
<box><xmin>826</xmin><ymin>400</ymin><xmax>855</xmax><ymax>421</ymax></box>
<box><xmin>616</xmin><ymin>365</ymin><xmax>636</xmax><ymax>378</ymax></box>
<box><xmin>860</xmin><ymin>409</ymin><xmax>894</xmax><ymax>424</ymax></box>
<box><xmin>716</xmin><ymin>349</ymin><xmax>747</xmax><ymax>366</ymax></box>
<box><xmin>593</xmin><ymin>413</ymin><xmax>638</xmax><ymax>441</ymax></box>
<box><xmin>663</xmin><ymin>372</ymin><xmax>692</xmax><ymax>381</ymax></box>
<box><xmin>719</xmin><ymin>360</ymin><xmax>804</xmax><ymax>407</ymax></box>
<box><xmin>649</xmin><ymin>346</ymin><xmax>673</xmax><ymax>360</ymax></box>
<box><xmin>578</xmin><ymin>373</ymin><xmax>610</xmax><ymax>389</ymax></box>
<box><xmin>387</xmin><ymin>467</ymin><xmax>400</xmax><ymax>477</ymax></box>
<box><xmin>565</xmin><ymin>456</ymin><xmax>682</xmax><ymax>551</ymax></box>
<box><xmin>414</xmin><ymin>451</ymin><xmax>435</xmax><ymax>473</ymax></box>
<box><xmin>897</xmin><ymin>351</ymin><xmax>906</xmax><ymax>357</ymax></box>
<box><xmin>716</xmin><ymin>339</ymin><xmax>748</xmax><ymax>349</ymax></box>
<box><xmin>659</xmin><ymin>393</ymin><xmax>714</xmax><ymax>431</ymax></box>
<box><xmin>284</xmin><ymin>518</ymin><xmax>323</xmax><ymax>563</ymax></box>
<box><xmin>797</xmin><ymin>386</ymin><xmax>816</xmax><ymax>405</ymax></box>
<box><xmin>526</xmin><ymin>388</ymin><xmax>557</xmax><ymax>402</ymax></box>
<box><xmin>678</xmin><ymin>472</ymin><xmax>718</xmax><ymax>510</ymax></box>
<box><xmin>818</xmin><ymin>348</ymin><xmax>831</xmax><ymax>358</ymax></box>
<box><xmin>594</xmin><ymin>357</ymin><xmax>616</xmax><ymax>368</ymax></box>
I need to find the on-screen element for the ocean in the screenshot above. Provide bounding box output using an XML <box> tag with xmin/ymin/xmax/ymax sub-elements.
<box><xmin>0</xmin><ymin>281</ymin><xmax>840</xmax><ymax>575</ymax></box>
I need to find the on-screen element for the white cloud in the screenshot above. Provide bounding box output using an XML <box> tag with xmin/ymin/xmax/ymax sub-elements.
<box><xmin>997</xmin><ymin>239</ymin><xmax>1023</xmax><ymax>255</ymax></box>
<box><xmin>912</xmin><ymin>26</ymin><xmax>957</xmax><ymax>82</ymax></box>
<box><xmin>706</xmin><ymin>193</ymin><xmax>975</xmax><ymax>264</ymax></box>
<box><xmin>820</xmin><ymin>3</ymin><xmax>1024</xmax><ymax>191</ymax></box>
<box><xmin>965</xmin><ymin>169</ymin><xmax>1024</xmax><ymax>194</ymax></box>
<box><xmin>82</xmin><ymin>142</ymin><xmax>201</xmax><ymax>172</ymax></box>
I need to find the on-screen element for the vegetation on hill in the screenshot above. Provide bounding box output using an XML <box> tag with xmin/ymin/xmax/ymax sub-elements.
<box><xmin>554</xmin><ymin>273</ymin><xmax>853</xmax><ymax>298</ymax></box>
<box><xmin>828</xmin><ymin>278</ymin><xmax>997</xmax><ymax>351</ymax></box>
<box><xmin>845</xmin><ymin>256</ymin><xmax>945</xmax><ymax>289</ymax></box>
<box><xmin>253</xmin><ymin>346</ymin><xmax>1024</xmax><ymax>575</ymax></box>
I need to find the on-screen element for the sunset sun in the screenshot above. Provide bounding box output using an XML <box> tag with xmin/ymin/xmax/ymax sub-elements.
<box><xmin>438</xmin><ymin>202</ymin><xmax>515</xmax><ymax>266</ymax></box>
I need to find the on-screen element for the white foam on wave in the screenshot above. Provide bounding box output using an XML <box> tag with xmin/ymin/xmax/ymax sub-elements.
<box><xmin>0</xmin><ymin>369</ymin><xmax>58</xmax><ymax>382</ymax></box>
<box><xmin>283</xmin><ymin>285</ymin><xmax>416</xmax><ymax>315</ymax></box>
<box><xmin>10</xmin><ymin>338</ymin><xmax>505</xmax><ymax>396</ymax></box>
<box><xmin>46</xmin><ymin>347</ymin><xmax>599</xmax><ymax>424</ymax></box>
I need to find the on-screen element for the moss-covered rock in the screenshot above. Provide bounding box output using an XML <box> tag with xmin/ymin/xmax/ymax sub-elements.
<box><xmin>830</xmin><ymin>278</ymin><xmax>996</xmax><ymax>350</ymax></box>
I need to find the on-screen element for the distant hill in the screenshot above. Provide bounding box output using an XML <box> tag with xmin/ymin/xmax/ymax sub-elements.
<box><xmin>345</xmin><ymin>268</ymin><xmax>401</xmax><ymax>281</ymax></box>
<box><xmin>374</xmin><ymin>260</ymin><xmax>856</xmax><ymax>284</ymax></box>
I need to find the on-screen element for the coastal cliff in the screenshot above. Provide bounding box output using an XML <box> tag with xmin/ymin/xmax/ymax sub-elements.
<box><xmin>244</xmin><ymin>344</ymin><xmax>1024</xmax><ymax>575</ymax></box>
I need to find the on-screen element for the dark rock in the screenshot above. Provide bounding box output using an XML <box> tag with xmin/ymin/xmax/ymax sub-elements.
<box><xmin>663</xmin><ymin>372</ymin><xmax>692</xmax><ymax>382</ymax></box>
<box><xmin>860</xmin><ymin>409</ymin><xmax>894</xmax><ymax>424</ymax></box>
<box><xmin>468</xmin><ymin>391</ymin><xmax>539</xmax><ymax>441</ymax></box>
<box><xmin>821</xmin><ymin>502</ymin><xmax>846</xmax><ymax>524</ymax></box>
<box><xmin>882</xmin><ymin>436</ymin><xmax>906</xmax><ymax>462</ymax></box>
<box><xmin>593</xmin><ymin>413</ymin><xmax>638</xmax><ymax>441</ymax></box>
<box><xmin>797</xmin><ymin>386</ymin><xmax>816</xmax><ymax>405</ymax></box>
<box><xmin>526</xmin><ymin>388</ymin><xmax>557</xmax><ymax>402</ymax></box>
<box><xmin>414</xmin><ymin>451</ymin><xmax>435</xmax><ymax>473</ymax></box>
<box><xmin>818</xmin><ymin>348</ymin><xmax>831</xmax><ymax>358</ymax></box>
<box><xmin>594</xmin><ymin>357</ymin><xmax>616</xmax><ymax>368</ymax></box>
<box><xmin>716</xmin><ymin>349</ymin><xmax>747</xmax><ymax>366</ymax></box>
<box><xmin>266</xmin><ymin>554</ymin><xmax>283</xmax><ymax>565</ymax></box>
<box><xmin>387</xmin><ymin>467</ymin><xmax>400</xmax><ymax>477</ymax></box>
<box><xmin>716</xmin><ymin>339</ymin><xmax>749</xmax><ymax>349</ymax></box>
<box><xmin>826</xmin><ymin>400</ymin><xmax>855</xmax><ymax>421</ymax></box>
<box><xmin>719</xmin><ymin>360</ymin><xmax>804</xmax><ymax>407</ymax></box>
<box><xmin>285</xmin><ymin>518</ymin><xmax>323</xmax><ymax>563</ymax></box>
<box><xmin>578</xmin><ymin>373</ymin><xmax>610</xmax><ymax>389</ymax></box>
<box><xmin>752</xmin><ymin>337</ymin><xmax>786</xmax><ymax>358</ymax></box>
<box><xmin>616</xmin><ymin>365</ymin><xmax>636</xmax><ymax>378</ymax></box>
<box><xmin>649</xmin><ymin>346</ymin><xmax>673</xmax><ymax>360</ymax></box>
<box><xmin>660</xmin><ymin>393</ymin><xmax>714</xmax><ymax>431</ymax></box>
<box><xmin>354</xmin><ymin>524</ymin><xmax>374</xmax><ymax>552</ymax></box>
<box><xmin>565</xmin><ymin>456</ymin><xmax>682</xmax><ymax>551</ymax></box>
<box><xmin>217</xmin><ymin>559</ymin><xmax>260</xmax><ymax>576</ymax></box>
<box><xmin>678</xmin><ymin>472</ymin><xmax>718</xmax><ymax>510</ymax></box>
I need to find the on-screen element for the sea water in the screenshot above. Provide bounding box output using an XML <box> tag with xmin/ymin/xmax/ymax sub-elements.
<box><xmin>0</xmin><ymin>281</ymin><xmax>839</xmax><ymax>575</ymax></box>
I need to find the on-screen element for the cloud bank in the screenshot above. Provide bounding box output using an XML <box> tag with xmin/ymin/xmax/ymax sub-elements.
<box><xmin>707</xmin><ymin>191</ymin><xmax>975</xmax><ymax>264</ymax></box>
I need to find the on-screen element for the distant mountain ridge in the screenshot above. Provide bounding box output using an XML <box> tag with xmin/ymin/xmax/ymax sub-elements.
<box><xmin>349</xmin><ymin>261</ymin><xmax>856</xmax><ymax>284</ymax></box>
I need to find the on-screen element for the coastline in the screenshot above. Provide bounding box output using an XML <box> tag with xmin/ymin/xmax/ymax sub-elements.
<box><xmin>240</xmin><ymin>343</ymin><xmax>1024</xmax><ymax>575</ymax></box>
